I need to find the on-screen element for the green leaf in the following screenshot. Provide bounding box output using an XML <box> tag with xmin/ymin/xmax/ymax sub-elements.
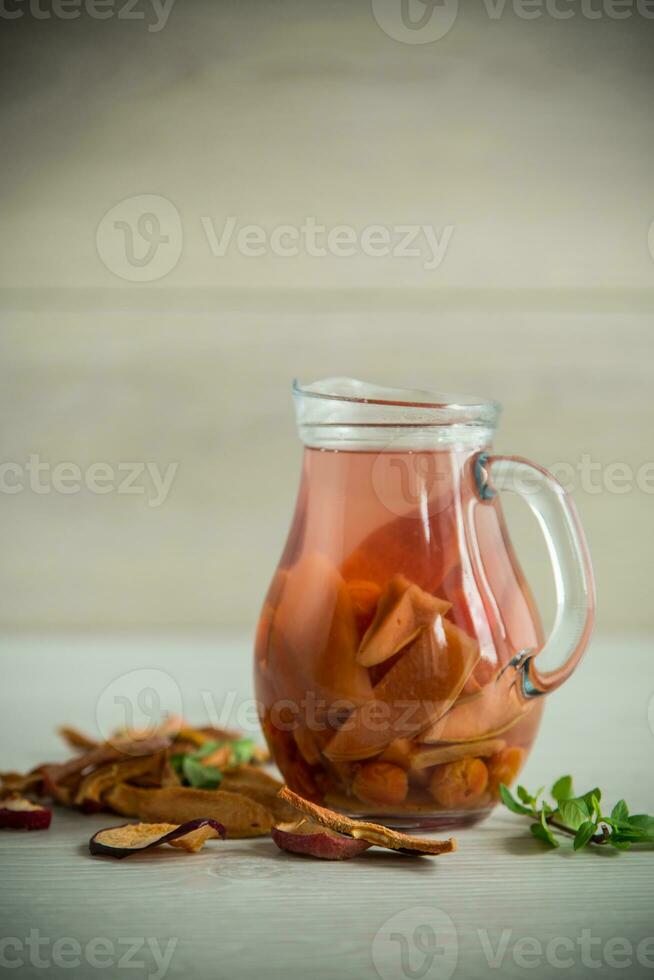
<box><xmin>182</xmin><ymin>756</ymin><xmax>223</xmax><ymax>789</ymax></box>
<box><xmin>558</xmin><ymin>797</ymin><xmax>590</xmax><ymax>832</ymax></box>
<box><xmin>230</xmin><ymin>738</ymin><xmax>257</xmax><ymax>765</ymax></box>
<box><xmin>191</xmin><ymin>740</ymin><xmax>223</xmax><ymax>761</ymax></box>
<box><xmin>169</xmin><ymin>753</ymin><xmax>185</xmax><ymax>776</ymax></box>
<box><xmin>551</xmin><ymin>775</ymin><xmax>573</xmax><ymax>803</ymax></box>
<box><xmin>611</xmin><ymin>800</ymin><xmax>629</xmax><ymax>825</ymax></box>
<box><xmin>610</xmin><ymin>825</ymin><xmax>654</xmax><ymax>844</ymax></box>
<box><xmin>517</xmin><ymin>785</ymin><xmax>531</xmax><ymax>804</ymax></box>
<box><xmin>627</xmin><ymin>814</ymin><xmax>654</xmax><ymax>833</ymax></box>
<box><xmin>573</xmin><ymin>820</ymin><xmax>596</xmax><ymax>851</ymax></box>
<box><xmin>580</xmin><ymin>787</ymin><xmax>602</xmax><ymax>811</ymax></box>
<box><xmin>530</xmin><ymin>811</ymin><xmax>559</xmax><ymax>848</ymax></box>
<box><xmin>609</xmin><ymin>837</ymin><xmax>631</xmax><ymax>851</ymax></box>
<box><xmin>499</xmin><ymin>783</ymin><xmax>532</xmax><ymax>815</ymax></box>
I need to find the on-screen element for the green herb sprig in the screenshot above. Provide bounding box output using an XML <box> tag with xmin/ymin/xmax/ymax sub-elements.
<box><xmin>170</xmin><ymin>738</ymin><xmax>258</xmax><ymax>790</ymax></box>
<box><xmin>500</xmin><ymin>776</ymin><xmax>654</xmax><ymax>851</ymax></box>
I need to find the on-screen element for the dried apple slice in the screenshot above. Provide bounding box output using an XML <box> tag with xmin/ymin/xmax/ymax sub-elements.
<box><xmin>325</xmin><ymin>619</ymin><xmax>478</xmax><ymax>762</ymax></box>
<box><xmin>219</xmin><ymin>766</ymin><xmax>297</xmax><ymax>823</ymax></box>
<box><xmin>57</xmin><ymin>726</ymin><xmax>100</xmax><ymax>752</ymax></box>
<box><xmin>0</xmin><ymin>770</ymin><xmax>44</xmax><ymax>798</ymax></box>
<box><xmin>272</xmin><ymin>818</ymin><xmax>372</xmax><ymax>860</ymax></box>
<box><xmin>357</xmin><ymin>576</ymin><xmax>451</xmax><ymax>667</ymax></box>
<box><xmin>89</xmin><ymin>818</ymin><xmax>225</xmax><ymax>858</ymax></box>
<box><xmin>0</xmin><ymin>797</ymin><xmax>52</xmax><ymax>831</ymax></box>
<box><xmin>105</xmin><ymin>784</ymin><xmax>273</xmax><ymax>839</ymax></box>
<box><xmin>278</xmin><ymin>786</ymin><xmax>455</xmax><ymax>856</ymax></box>
<box><xmin>74</xmin><ymin>752</ymin><xmax>167</xmax><ymax>808</ymax></box>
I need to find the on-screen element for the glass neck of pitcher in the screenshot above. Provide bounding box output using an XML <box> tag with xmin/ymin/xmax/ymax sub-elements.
<box><xmin>293</xmin><ymin>378</ymin><xmax>500</xmax><ymax>451</ymax></box>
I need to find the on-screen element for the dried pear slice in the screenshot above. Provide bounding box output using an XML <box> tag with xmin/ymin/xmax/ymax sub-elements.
<box><xmin>357</xmin><ymin>575</ymin><xmax>451</xmax><ymax>667</ymax></box>
<box><xmin>271</xmin><ymin>817</ymin><xmax>372</xmax><ymax>860</ymax></box>
<box><xmin>74</xmin><ymin>752</ymin><xmax>167</xmax><ymax>807</ymax></box>
<box><xmin>219</xmin><ymin>766</ymin><xmax>297</xmax><ymax>823</ymax></box>
<box><xmin>89</xmin><ymin>818</ymin><xmax>225</xmax><ymax>858</ymax></box>
<box><xmin>104</xmin><ymin>784</ymin><xmax>273</xmax><ymax>839</ymax></box>
<box><xmin>278</xmin><ymin>786</ymin><xmax>455</xmax><ymax>856</ymax></box>
<box><xmin>57</xmin><ymin>726</ymin><xmax>100</xmax><ymax>752</ymax></box>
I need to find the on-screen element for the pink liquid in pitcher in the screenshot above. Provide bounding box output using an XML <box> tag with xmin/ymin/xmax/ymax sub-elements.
<box><xmin>255</xmin><ymin>445</ymin><xmax>545</xmax><ymax>828</ymax></box>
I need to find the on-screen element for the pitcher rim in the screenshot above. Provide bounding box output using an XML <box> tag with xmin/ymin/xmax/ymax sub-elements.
<box><xmin>293</xmin><ymin>377</ymin><xmax>501</xmax><ymax>426</ymax></box>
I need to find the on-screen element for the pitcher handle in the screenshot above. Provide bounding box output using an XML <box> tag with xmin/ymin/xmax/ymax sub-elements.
<box><xmin>474</xmin><ymin>453</ymin><xmax>595</xmax><ymax>699</ymax></box>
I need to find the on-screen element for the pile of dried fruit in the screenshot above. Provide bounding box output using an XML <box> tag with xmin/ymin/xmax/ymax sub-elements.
<box><xmin>0</xmin><ymin>720</ymin><xmax>457</xmax><ymax>861</ymax></box>
<box><xmin>0</xmin><ymin>721</ymin><xmax>296</xmax><ymax>838</ymax></box>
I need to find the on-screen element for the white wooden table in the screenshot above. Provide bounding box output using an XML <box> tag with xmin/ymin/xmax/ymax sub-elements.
<box><xmin>1</xmin><ymin>633</ymin><xmax>653</xmax><ymax>980</ymax></box>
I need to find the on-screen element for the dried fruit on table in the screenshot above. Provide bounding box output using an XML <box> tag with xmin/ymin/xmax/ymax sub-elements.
<box><xmin>0</xmin><ymin>797</ymin><xmax>52</xmax><ymax>830</ymax></box>
<box><xmin>105</xmin><ymin>784</ymin><xmax>274</xmax><ymax>838</ymax></box>
<box><xmin>57</xmin><ymin>726</ymin><xmax>99</xmax><ymax>752</ymax></box>
<box><xmin>89</xmin><ymin>818</ymin><xmax>225</xmax><ymax>858</ymax></box>
<box><xmin>357</xmin><ymin>575</ymin><xmax>451</xmax><ymax>667</ymax></box>
<box><xmin>279</xmin><ymin>786</ymin><xmax>455</xmax><ymax>856</ymax></box>
<box><xmin>219</xmin><ymin>766</ymin><xmax>296</xmax><ymax>823</ymax></box>
<box><xmin>0</xmin><ymin>770</ymin><xmax>44</xmax><ymax>799</ymax></box>
<box><xmin>271</xmin><ymin>818</ymin><xmax>372</xmax><ymax>860</ymax></box>
<box><xmin>74</xmin><ymin>753</ymin><xmax>168</xmax><ymax>808</ymax></box>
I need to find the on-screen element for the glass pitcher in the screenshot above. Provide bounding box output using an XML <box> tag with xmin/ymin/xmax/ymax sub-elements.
<box><xmin>254</xmin><ymin>379</ymin><xmax>595</xmax><ymax>829</ymax></box>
